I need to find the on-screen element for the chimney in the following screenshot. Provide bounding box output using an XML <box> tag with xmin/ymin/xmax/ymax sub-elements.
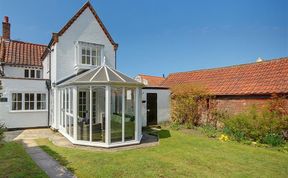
<box><xmin>2</xmin><ymin>16</ymin><xmax>10</xmax><ymax>40</ymax></box>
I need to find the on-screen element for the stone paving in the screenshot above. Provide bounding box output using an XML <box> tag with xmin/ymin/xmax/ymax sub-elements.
<box><xmin>22</xmin><ymin>139</ymin><xmax>75</xmax><ymax>178</ymax></box>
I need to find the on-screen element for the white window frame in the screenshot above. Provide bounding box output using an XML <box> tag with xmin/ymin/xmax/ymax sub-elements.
<box><xmin>36</xmin><ymin>93</ymin><xmax>46</xmax><ymax>110</ymax></box>
<box><xmin>77</xmin><ymin>41</ymin><xmax>104</xmax><ymax>66</ymax></box>
<box><xmin>24</xmin><ymin>69</ymin><xmax>42</xmax><ymax>79</ymax></box>
<box><xmin>10</xmin><ymin>92</ymin><xmax>47</xmax><ymax>112</ymax></box>
<box><xmin>11</xmin><ymin>93</ymin><xmax>22</xmax><ymax>111</ymax></box>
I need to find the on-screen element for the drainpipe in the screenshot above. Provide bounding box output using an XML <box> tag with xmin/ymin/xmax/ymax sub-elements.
<box><xmin>47</xmin><ymin>48</ymin><xmax>52</xmax><ymax>127</ymax></box>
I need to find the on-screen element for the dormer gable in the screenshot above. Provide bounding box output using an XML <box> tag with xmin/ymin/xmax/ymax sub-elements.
<box><xmin>41</xmin><ymin>1</ymin><xmax>118</xmax><ymax>60</ymax></box>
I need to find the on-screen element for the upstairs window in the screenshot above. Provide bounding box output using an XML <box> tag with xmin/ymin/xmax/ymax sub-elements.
<box><xmin>79</xmin><ymin>42</ymin><xmax>102</xmax><ymax>66</ymax></box>
<box><xmin>24</xmin><ymin>69</ymin><xmax>41</xmax><ymax>79</ymax></box>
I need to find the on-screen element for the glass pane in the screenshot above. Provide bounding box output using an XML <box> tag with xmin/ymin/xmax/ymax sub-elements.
<box><xmin>37</xmin><ymin>102</ymin><xmax>41</xmax><ymax>110</ymax></box>
<box><xmin>25</xmin><ymin>102</ymin><xmax>29</xmax><ymax>110</ymax></box>
<box><xmin>111</xmin><ymin>87</ymin><xmax>123</xmax><ymax>143</ymax></box>
<box><xmin>86</xmin><ymin>57</ymin><xmax>90</xmax><ymax>65</ymax></box>
<box><xmin>36</xmin><ymin>70</ymin><xmax>41</xmax><ymax>78</ymax></box>
<box><xmin>92</xmin><ymin>50</ymin><xmax>96</xmax><ymax>56</ymax></box>
<box><xmin>77</xmin><ymin>90</ymin><xmax>90</xmax><ymax>141</ymax></box>
<box><xmin>92</xmin><ymin>57</ymin><xmax>96</xmax><ymax>65</ymax></box>
<box><xmin>82</xmin><ymin>48</ymin><xmax>86</xmax><ymax>55</ymax></box>
<box><xmin>24</xmin><ymin>70</ymin><xmax>29</xmax><ymax>78</ymax></box>
<box><xmin>25</xmin><ymin>94</ymin><xmax>29</xmax><ymax>101</ymax></box>
<box><xmin>125</xmin><ymin>88</ymin><xmax>136</xmax><ymax>141</ymax></box>
<box><xmin>30</xmin><ymin>101</ymin><xmax>34</xmax><ymax>110</ymax></box>
<box><xmin>70</xmin><ymin>116</ymin><xmax>74</xmax><ymax>137</ymax></box>
<box><xmin>17</xmin><ymin>94</ymin><xmax>22</xmax><ymax>101</ymax></box>
<box><xmin>82</xmin><ymin>56</ymin><xmax>86</xmax><ymax>64</ymax></box>
<box><xmin>12</xmin><ymin>102</ymin><xmax>16</xmax><ymax>110</ymax></box>
<box><xmin>12</xmin><ymin>93</ymin><xmax>16</xmax><ymax>101</ymax></box>
<box><xmin>30</xmin><ymin>93</ymin><xmax>34</xmax><ymax>101</ymax></box>
<box><xmin>17</xmin><ymin>102</ymin><xmax>22</xmax><ymax>110</ymax></box>
<box><xmin>70</xmin><ymin>89</ymin><xmax>73</xmax><ymax>113</ymax></box>
<box><xmin>92</xmin><ymin>87</ymin><xmax>105</xmax><ymax>142</ymax></box>
<box><xmin>66</xmin><ymin>115</ymin><xmax>69</xmax><ymax>134</ymax></box>
<box><xmin>30</xmin><ymin>70</ymin><xmax>35</xmax><ymax>78</ymax></box>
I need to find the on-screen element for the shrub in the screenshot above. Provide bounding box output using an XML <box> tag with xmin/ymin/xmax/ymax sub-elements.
<box><xmin>262</xmin><ymin>133</ymin><xmax>285</xmax><ymax>146</ymax></box>
<box><xmin>201</xmin><ymin>124</ymin><xmax>217</xmax><ymax>138</ymax></box>
<box><xmin>170</xmin><ymin>84</ymin><xmax>210</xmax><ymax>126</ymax></box>
<box><xmin>0</xmin><ymin>123</ymin><xmax>5</xmax><ymax>144</ymax></box>
<box><xmin>223</xmin><ymin>104</ymin><xmax>288</xmax><ymax>145</ymax></box>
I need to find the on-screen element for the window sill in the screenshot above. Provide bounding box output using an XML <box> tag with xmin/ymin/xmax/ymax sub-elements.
<box><xmin>10</xmin><ymin>110</ymin><xmax>48</xmax><ymax>113</ymax></box>
<box><xmin>74</xmin><ymin>64</ymin><xmax>99</xmax><ymax>73</ymax></box>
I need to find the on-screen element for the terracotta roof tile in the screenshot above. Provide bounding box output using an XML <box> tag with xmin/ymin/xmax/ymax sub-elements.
<box><xmin>0</xmin><ymin>37</ymin><xmax>46</xmax><ymax>67</ymax></box>
<box><xmin>161</xmin><ymin>57</ymin><xmax>288</xmax><ymax>95</ymax></box>
<box><xmin>138</xmin><ymin>74</ymin><xmax>165</xmax><ymax>86</ymax></box>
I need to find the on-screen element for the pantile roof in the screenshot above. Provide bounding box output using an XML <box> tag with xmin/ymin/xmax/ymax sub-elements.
<box><xmin>138</xmin><ymin>74</ymin><xmax>165</xmax><ymax>86</ymax></box>
<box><xmin>161</xmin><ymin>57</ymin><xmax>288</xmax><ymax>95</ymax></box>
<box><xmin>0</xmin><ymin>37</ymin><xmax>46</xmax><ymax>67</ymax></box>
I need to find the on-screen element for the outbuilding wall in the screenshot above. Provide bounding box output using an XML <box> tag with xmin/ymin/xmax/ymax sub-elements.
<box><xmin>141</xmin><ymin>88</ymin><xmax>170</xmax><ymax>127</ymax></box>
<box><xmin>214</xmin><ymin>95</ymin><xmax>288</xmax><ymax>115</ymax></box>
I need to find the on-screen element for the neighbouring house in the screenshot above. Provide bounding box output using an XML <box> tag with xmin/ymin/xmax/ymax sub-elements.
<box><xmin>135</xmin><ymin>74</ymin><xmax>170</xmax><ymax>126</ymax></box>
<box><xmin>161</xmin><ymin>57</ymin><xmax>288</xmax><ymax>115</ymax></box>
<box><xmin>0</xmin><ymin>2</ymin><xmax>144</xmax><ymax>148</ymax></box>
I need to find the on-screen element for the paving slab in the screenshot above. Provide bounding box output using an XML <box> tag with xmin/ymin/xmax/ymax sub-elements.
<box><xmin>22</xmin><ymin>139</ymin><xmax>76</xmax><ymax>178</ymax></box>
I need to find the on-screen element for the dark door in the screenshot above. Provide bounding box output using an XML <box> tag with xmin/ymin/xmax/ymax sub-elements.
<box><xmin>147</xmin><ymin>93</ymin><xmax>157</xmax><ymax>125</ymax></box>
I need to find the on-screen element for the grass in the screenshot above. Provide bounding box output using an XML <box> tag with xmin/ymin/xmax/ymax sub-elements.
<box><xmin>36</xmin><ymin>128</ymin><xmax>288</xmax><ymax>178</ymax></box>
<box><xmin>0</xmin><ymin>142</ymin><xmax>48</xmax><ymax>178</ymax></box>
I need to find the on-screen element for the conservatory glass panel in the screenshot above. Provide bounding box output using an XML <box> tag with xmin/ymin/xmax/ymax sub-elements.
<box><xmin>111</xmin><ymin>87</ymin><xmax>123</xmax><ymax>143</ymax></box>
<box><xmin>77</xmin><ymin>90</ymin><xmax>90</xmax><ymax>141</ymax></box>
<box><xmin>125</xmin><ymin>88</ymin><xmax>136</xmax><ymax>141</ymax></box>
<box><xmin>91</xmin><ymin>86</ymin><xmax>105</xmax><ymax>142</ymax></box>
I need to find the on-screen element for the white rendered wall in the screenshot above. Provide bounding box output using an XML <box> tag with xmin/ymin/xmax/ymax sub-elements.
<box><xmin>55</xmin><ymin>8</ymin><xmax>116</xmax><ymax>83</ymax></box>
<box><xmin>0</xmin><ymin>78</ymin><xmax>48</xmax><ymax>128</ymax></box>
<box><xmin>141</xmin><ymin>89</ymin><xmax>171</xmax><ymax>127</ymax></box>
<box><xmin>4</xmin><ymin>66</ymin><xmax>42</xmax><ymax>78</ymax></box>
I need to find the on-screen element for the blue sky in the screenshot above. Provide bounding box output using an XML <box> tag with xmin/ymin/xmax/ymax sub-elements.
<box><xmin>0</xmin><ymin>0</ymin><xmax>287</xmax><ymax>77</ymax></box>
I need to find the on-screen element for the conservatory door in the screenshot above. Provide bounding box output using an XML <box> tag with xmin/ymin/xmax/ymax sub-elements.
<box><xmin>77</xmin><ymin>90</ymin><xmax>90</xmax><ymax>141</ymax></box>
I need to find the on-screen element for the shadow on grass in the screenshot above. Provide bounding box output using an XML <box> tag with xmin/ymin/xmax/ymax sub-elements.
<box><xmin>143</xmin><ymin>127</ymin><xmax>171</xmax><ymax>139</ymax></box>
<box><xmin>158</xmin><ymin>130</ymin><xmax>171</xmax><ymax>139</ymax></box>
<box><xmin>38</xmin><ymin>145</ymin><xmax>76</xmax><ymax>173</ymax></box>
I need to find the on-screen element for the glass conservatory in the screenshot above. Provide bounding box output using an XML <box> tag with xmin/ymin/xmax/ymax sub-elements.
<box><xmin>57</xmin><ymin>65</ymin><xmax>143</xmax><ymax>148</ymax></box>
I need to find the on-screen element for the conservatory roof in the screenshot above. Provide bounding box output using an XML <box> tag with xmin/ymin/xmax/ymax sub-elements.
<box><xmin>59</xmin><ymin>65</ymin><xmax>143</xmax><ymax>86</ymax></box>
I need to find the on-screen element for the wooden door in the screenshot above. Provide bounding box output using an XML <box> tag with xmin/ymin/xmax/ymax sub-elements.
<box><xmin>147</xmin><ymin>93</ymin><xmax>157</xmax><ymax>125</ymax></box>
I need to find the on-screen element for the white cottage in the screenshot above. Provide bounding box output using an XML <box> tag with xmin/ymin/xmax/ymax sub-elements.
<box><xmin>0</xmin><ymin>2</ymin><xmax>144</xmax><ymax>148</ymax></box>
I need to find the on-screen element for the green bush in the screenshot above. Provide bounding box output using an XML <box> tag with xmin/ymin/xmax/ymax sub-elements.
<box><xmin>223</xmin><ymin>106</ymin><xmax>288</xmax><ymax>145</ymax></box>
<box><xmin>170</xmin><ymin>84</ymin><xmax>210</xmax><ymax>126</ymax></box>
<box><xmin>0</xmin><ymin>123</ymin><xmax>5</xmax><ymax>144</ymax></box>
<box><xmin>201</xmin><ymin>124</ymin><xmax>217</xmax><ymax>138</ymax></box>
<box><xmin>262</xmin><ymin>133</ymin><xmax>285</xmax><ymax>146</ymax></box>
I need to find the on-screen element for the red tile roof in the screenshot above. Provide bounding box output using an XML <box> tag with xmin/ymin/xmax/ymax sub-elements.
<box><xmin>138</xmin><ymin>74</ymin><xmax>165</xmax><ymax>86</ymax></box>
<box><xmin>161</xmin><ymin>57</ymin><xmax>288</xmax><ymax>95</ymax></box>
<box><xmin>0</xmin><ymin>37</ymin><xmax>47</xmax><ymax>67</ymax></box>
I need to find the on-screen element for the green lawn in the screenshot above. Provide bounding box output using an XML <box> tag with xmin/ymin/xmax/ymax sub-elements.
<box><xmin>36</xmin><ymin>128</ymin><xmax>288</xmax><ymax>178</ymax></box>
<box><xmin>0</xmin><ymin>142</ymin><xmax>48</xmax><ymax>178</ymax></box>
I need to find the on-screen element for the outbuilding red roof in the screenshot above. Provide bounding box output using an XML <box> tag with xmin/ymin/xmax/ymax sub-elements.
<box><xmin>161</xmin><ymin>57</ymin><xmax>288</xmax><ymax>95</ymax></box>
<box><xmin>138</xmin><ymin>74</ymin><xmax>165</xmax><ymax>86</ymax></box>
<box><xmin>0</xmin><ymin>37</ymin><xmax>47</xmax><ymax>67</ymax></box>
